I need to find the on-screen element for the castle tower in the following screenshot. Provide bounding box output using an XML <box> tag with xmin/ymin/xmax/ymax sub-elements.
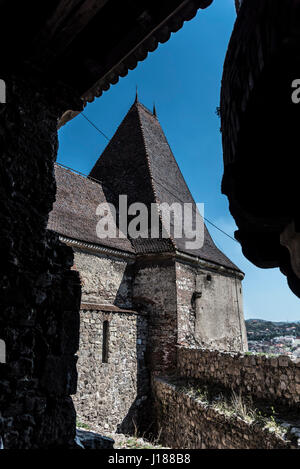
<box><xmin>89</xmin><ymin>99</ymin><xmax>238</xmax><ymax>270</ymax></box>
<box><xmin>49</xmin><ymin>100</ymin><xmax>248</xmax><ymax>433</ymax></box>
<box><xmin>90</xmin><ymin>100</ymin><xmax>248</xmax><ymax>366</ymax></box>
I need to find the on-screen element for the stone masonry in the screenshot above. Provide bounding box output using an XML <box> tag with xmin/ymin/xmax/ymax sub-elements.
<box><xmin>0</xmin><ymin>70</ymin><xmax>82</xmax><ymax>448</ymax></box>
<box><xmin>74</xmin><ymin>305</ymin><xmax>149</xmax><ymax>434</ymax></box>
<box><xmin>48</xmin><ymin>100</ymin><xmax>249</xmax><ymax>442</ymax></box>
<box><xmin>151</xmin><ymin>347</ymin><xmax>300</xmax><ymax>449</ymax></box>
<box><xmin>177</xmin><ymin>347</ymin><xmax>300</xmax><ymax>406</ymax></box>
<box><xmin>176</xmin><ymin>260</ymin><xmax>247</xmax><ymax>351</ymax></box>
<box><xmin>153</xmin><ymin>376</ymin><xmax>298</xmax><ymax>449</ymax></box>
<box><xmin>133</xmin><ymin>259</ymin><xmax>178</xmax><ymax>374</ymax></box>
<box><xmin>73</xmin><ymin>248</ymin><xmax>134</xmax><ymax>309</ymax></box>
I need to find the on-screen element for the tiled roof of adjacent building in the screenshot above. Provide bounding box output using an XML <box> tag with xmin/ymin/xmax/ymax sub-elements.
<box><xmin>48</xmin><ymin>164</ymin><xmax>134</xmax><ymax>254</ymax></box>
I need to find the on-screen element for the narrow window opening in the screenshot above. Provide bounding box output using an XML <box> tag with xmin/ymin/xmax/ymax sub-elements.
<box><xmin>102</xmin><ymin>320</ymin><xmax>109</xmax><ymax>363</ymax></box>
<box><xmin>0</xmin><ymin>339</ymin><xmax>6</xmax><ymax>364</ymax></box>
<box><xmin>206</xmin><ymin>274</ymin><xmax>212</xmax><ymax>282</ymax></box>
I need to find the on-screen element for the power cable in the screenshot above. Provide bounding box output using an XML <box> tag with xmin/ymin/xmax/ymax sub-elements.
<box><xmin>55</xmin><ymin>161</ymin><xmax>239</xmax><ymax>245</ymax></box>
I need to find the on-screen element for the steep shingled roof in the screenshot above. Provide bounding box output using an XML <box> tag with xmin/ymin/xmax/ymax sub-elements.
<box><xmin>90</xmin><ymin>101</ymin><xmax>241</xmax><ymax>272</ymax></box>
<box><xmin>48</xmin><ymin>164</ymin><xmax>134</xmax><ymax>254</ymax></box>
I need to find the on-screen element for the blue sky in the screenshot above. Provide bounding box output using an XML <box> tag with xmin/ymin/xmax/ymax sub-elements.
<box><xmin>58</xmin><ymin>0</ymin><xmax>299</xmax><ymax>322</ymax></box>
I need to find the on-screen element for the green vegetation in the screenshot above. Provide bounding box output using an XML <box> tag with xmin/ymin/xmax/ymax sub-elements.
<box><xmin>77</xmin><ymin>418</ymin><xmax>166</xmax><ymax>449</ymax></box>
<box><xmin>120</xmin><ymin>437</ymin><xmax>163</xmax><ymax>449</ymax></box>
<box><xmin>178</xmin><ymin>382</ymin><xmax>287</xmax><ymax>439</ymax></box>
<box><xmin>76</xmin><ymin>420</ymin><xmax>91</xmax><ymax>430</ymax></box>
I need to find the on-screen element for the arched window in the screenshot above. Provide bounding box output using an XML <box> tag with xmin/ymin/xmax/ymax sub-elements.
<box><xmin>0</xmin><ymin>79</ymin><xmax>6</xmax><ymax>104</ymax></box>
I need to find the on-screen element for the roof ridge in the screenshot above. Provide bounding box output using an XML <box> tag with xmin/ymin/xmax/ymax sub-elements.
<box><xmin>135</xmin><ymin>103</ymin><xmax>242</xmax><ymax>272</ymax></box>
<box><xmin>136</xmin><ymin>103</ymin><xmax>177</xmax><ymax>252</ymax></box>
<box><xmin>87</xmin><ymin>100</ymin><xmax>241</xmax><ymax>272</ymax></box>
<box><xmin>55</xmin><ymin>162</ymin><xmax>100</xmax><ymax>186</ymax></box>
<box><xmin>89</xmin><ymin>101</ymin><xmax>139</xmax><ymax>177</ymax></box>
<box><xmin>135</xmin><ymin>101</ymin><xmax>157</xmax><ymax>119</ymax></box>
<box><xmin>48</xmin><ymin>164</ymin><xmax>135</xmax><ymax>254</ymax></box>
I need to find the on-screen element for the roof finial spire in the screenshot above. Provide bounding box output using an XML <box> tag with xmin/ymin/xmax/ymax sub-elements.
<box><xmin>135</xmin><ymin>85</ymin><xmax>139</xmax><ymax>103</ymax></box>
<box><xmin>153</xmin><ymin>102</ymin><xmax>157</xmax><ymax>118</ymax></box>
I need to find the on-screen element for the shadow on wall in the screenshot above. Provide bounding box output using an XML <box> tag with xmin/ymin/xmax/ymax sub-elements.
<box><xmin>113</xmin><ymin>273</ymin><xmax>152</xmax><ymax>437</ymax></box>
<box><xmin>116</xmin><ymin>313</ymin><xmax>153</xmax><ymax>437</ymax></box>
<box><xmin>74</xmin><ymin>265</ymin><xmax>151</xmax><ymax>436</ymax></box>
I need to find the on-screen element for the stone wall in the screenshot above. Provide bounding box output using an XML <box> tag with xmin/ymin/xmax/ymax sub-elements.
<box><xmin>177</xmin><ymin>347</ymin><xmax>300</xmax><ymax>407</ymax></box>
<box><xmin>133</xmin><ymin>259</ymin><xmax>178</xmax><ymax>374</ymax></box>
<box><xmin>0</xmin><ymin>70</ymin><xmax>82</xmax><ymax>448</ymax></box>
<box><xmin>176</xmin><ymin>260</ymin><xmax>248</xmax><ymax>352</ymax></box>
<box><xmin>73</xmin><ymin>248</ymin><xmax>134</xmax><ymax>309</ymax></box>
<box><xmin>74</xmin><ymin>306</ymin><xmax>149</xmax><ymax>434</ymax></box>
<box><xmin>153</xmin><ymin>376</ymin><xmax>297</xmax><ymax>449</ymax></box>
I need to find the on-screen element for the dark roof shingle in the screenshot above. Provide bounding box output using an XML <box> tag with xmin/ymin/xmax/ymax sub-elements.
<box><xmin>48</xmin><ymin>165</ymin><xmax>134</xmax><ymax>253</ymax></box>
<box><xmin>89</xmin><ymin>101</ymin><xmax>241</xmax><ymax>272</ymax></box>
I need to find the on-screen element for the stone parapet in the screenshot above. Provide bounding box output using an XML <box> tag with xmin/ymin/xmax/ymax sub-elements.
<box><xmin>177</xmin><ymin>347</ymin><xmax>300</xmax><ymax>407</ymax></box>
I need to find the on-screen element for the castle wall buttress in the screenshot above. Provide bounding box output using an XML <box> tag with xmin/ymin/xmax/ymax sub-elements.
<box><xmin>175</xmin><ymin>260</ymin><xmax>248</xmax><ymax>352</ymax></box>
<box><xmin>133</xmin><ymin>259</ymin><xmax>178</xmax><ymax>374</ymax></box>
<box><xmin>73</xmin><ymin>306</ymin><xmax>149</xmax><ymax>434</ymax></box>
<box><xmin>73</xmin><ymin>248</ymin><xmax>134</xmax><ymax>309</ymax></box>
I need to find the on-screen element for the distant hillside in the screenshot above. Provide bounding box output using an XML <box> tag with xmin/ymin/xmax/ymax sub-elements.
<box><xmin>246</xmin><ymin>319</ymin><xmax>300</xmax><ymax>341</ymax></box>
